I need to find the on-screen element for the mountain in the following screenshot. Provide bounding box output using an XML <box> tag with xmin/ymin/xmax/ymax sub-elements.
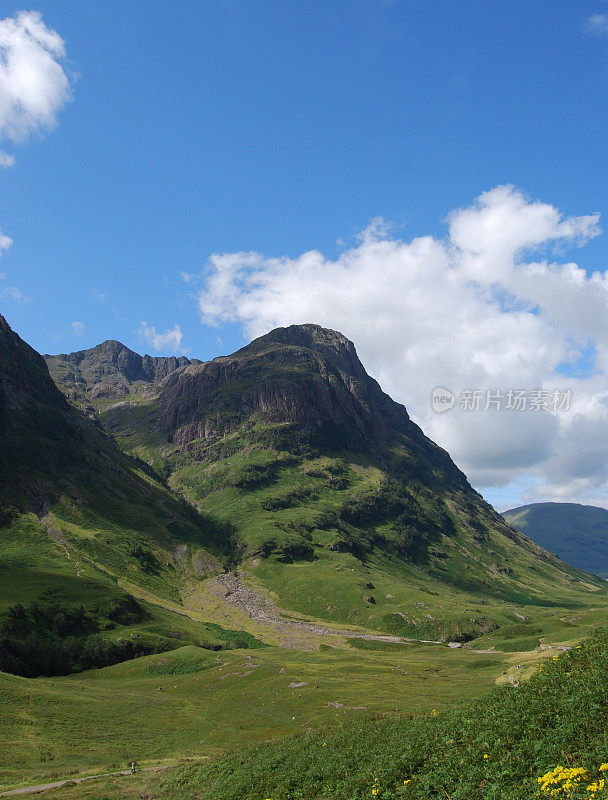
<box><xmin>503</xmin><ymin>502</ymin><xmax>608</xmax><ymax>577</ymax></box>
<box><xmin>45</xmin><ymin>323</ymin><xmax>607</xmax><ymax>642</ymax></box>
<box><xmin>0</xmin><ymin>313</ymin><xmax>217</xmax><ymax>549</ymax></box>
<box><xmin>4</xmin><ymin>319</ymin><xmax>608</xmax><ymax>790</ymax></box>
<box><xmin>45</xmin><ymin>339</ymin><xmax>200</xmax><ymax>403</ymax></box>
<box><xmin>0</xmin><ymin>313</ymin><xmax>240</xmax><ymax>677</ymax></box>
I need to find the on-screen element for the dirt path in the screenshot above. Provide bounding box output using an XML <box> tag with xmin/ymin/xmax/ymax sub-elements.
<box><xmin>39</xmin><ymin>518</ymin><xmax>82</xmax><ymax>578</ymax></box>
<box><xmin>0</xmin><ymin>766</ymin><xmax>174</xmax><ymax>797</ymax></box>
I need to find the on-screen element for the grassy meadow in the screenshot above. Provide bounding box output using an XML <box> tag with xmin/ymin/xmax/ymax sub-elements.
<box><xmin>11</xmin><ymin>627</ymin><xmax>608</xmax><ymax>800</ymax></box>
<box><xmin>0</xmin><ymin>639</ymin><xmax>517</xmax><ymax>790</ymax></box>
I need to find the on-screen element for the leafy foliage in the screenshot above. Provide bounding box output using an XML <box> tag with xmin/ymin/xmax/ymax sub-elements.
<box><xmin>0</xmin><ymin>594</ymin><xmax>166</xmax><ymax>677</ymax></box>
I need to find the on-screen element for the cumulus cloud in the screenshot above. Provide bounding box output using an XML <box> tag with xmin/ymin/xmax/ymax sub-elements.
<box><xmin>583</xmin><ymin>13</ymin><xmax>608</xmax><ymax>36</ymax></box>
<box><xmin>0</xmin><ymin>11</ymin><xmax>72</xmax><ymax>146</ymax></box>
<box><xmin>0</xmin><ymin>10</ymin><xmax>72</xmax><ymax>253</ymax></box>
<box><xmin>139</xmin><ymin>322</ymin><xmax>184</xmax><ymax>354</ymax></box>
<box><xmin>197</xmin><ymin>185</ymin><xmax>608</xmax><ymax>506</ymax></box>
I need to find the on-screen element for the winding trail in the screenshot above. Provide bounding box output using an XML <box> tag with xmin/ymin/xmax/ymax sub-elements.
<box><xmin>0</xmin><ymin>766</ymin><xmax>175</xmax><ymax>797</ymax></box>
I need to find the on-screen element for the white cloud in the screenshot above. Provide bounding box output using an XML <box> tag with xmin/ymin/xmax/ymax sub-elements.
<box><xmin>0</xmin><ymin>11</ymin><xmax>72</xmax><ymax>143</ymax></box>
<box><xmin>0</xmin><ymin>12</ymin><xmax>72</xmax><ymax>250</ymax></box>
<box><xmin>0</xmin><ymin>231</ymin><xmax>12</xmax><ymax>254</ymax></box>
<box><xmin>72</xmin><ymin>320</ymin><xmax>85</xmax><ymax>334</ymax></box>
<box><xmin>139</xmin><ymin>322</ymin><xmax>184</xmax><ymax>354</ymax></box>
<box><xmin>583</xmin><ymin>13</ymin><xmax>608</xmax><ymax>36</ymax></box>
<box><xmin>197</xmin><ymin>185</ymin><xmax>608</xmax><ymax>507</ymax></box>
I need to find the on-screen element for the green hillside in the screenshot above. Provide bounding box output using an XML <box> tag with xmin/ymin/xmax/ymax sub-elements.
<box><xmin>45</xmin><ymin>325</ymin><xmax>607</xmax><ymax>641</ymax></box>
<box><xmin>503</xmin><ymin>502</ymin><xmax>608</xmax><ymax>577</ymax></box>
<box><xmin>155</xmin><ymin>626</ymin><xmax>608</xmax><ymax>800</ymax></box>
<box><xmin>0</xmin><ymin>314</ymin><xmax>241</xmax><ymax>679</ymax></box>
<box><xmin>0</xmin><ymin>638</ymin><xmax>517</xmax><ymax>791</ymax></box>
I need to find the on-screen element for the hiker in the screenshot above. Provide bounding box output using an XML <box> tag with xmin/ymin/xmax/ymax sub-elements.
<box><xmin>131</xmin><ymin>761</ymin><xmax>136</xmax><ymax>774</ymax></box>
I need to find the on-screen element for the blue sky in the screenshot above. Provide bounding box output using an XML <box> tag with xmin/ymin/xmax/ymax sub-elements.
<box><xmin>1</xmin><ymin>0</ymin><xmax>607</xmax><ymax>508</ymax></box>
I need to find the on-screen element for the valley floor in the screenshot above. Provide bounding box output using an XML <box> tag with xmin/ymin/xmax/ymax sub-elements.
<box><xmin>0</xmin><ymin>640</ymin><xmax>509</xmax><ymax>791</ymax></box>
<box><xmin>1</xmin><ymin>616</ymin><xmax>595</xmax><ymax>797</ymax></box>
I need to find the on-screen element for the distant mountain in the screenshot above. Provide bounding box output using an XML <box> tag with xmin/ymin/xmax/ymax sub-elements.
<box><xmin>503</xmin><ymin>502</ymin><xmax>608</xmax><ymax>577</ymax></box>
<box><xmin>46</xmin><ymin>323</ymin><xmax>606</xmax><ymax>640</ymax></box>
<box><xmin>45</xmin><ymin>340</ymin><xmax>200</xmax><ymax>402</ymax></box>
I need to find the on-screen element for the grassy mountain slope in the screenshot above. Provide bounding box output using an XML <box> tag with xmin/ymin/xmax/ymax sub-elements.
<box><xmin>22</xmin><ymin>627</ymin><xmax>608</xmax><ymax>800</ymax></box>
<box><xmin>46</xmin><ymin>325</ymin><xmax>607</xmax><ymax>642</ymax></box>
<box><xmin>503</xmin><ymin>502</ymin><xmax>608</xmax><ymax>577</ymax></box>
<box><xmin>0</xmin><ymin>314</ymin><xmax>245</xmax><ymax>676</ymax></box>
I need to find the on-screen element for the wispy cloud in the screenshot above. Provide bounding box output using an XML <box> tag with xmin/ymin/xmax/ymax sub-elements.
<box><xmin>0</xmin><ymin>151</ymin><xmax>15</xmax><ymax>168</ymax></box>
<box><xmin>89</xmin><ymin>288</ymin><xmax>107</xmax><ymax>304</ymax></box>
<box><xmin>0</xmin><ymin>253</ymin><xmax>30</xmax><ymax>303</ymax></box>
<box><xmin>0</xmin><ymin>284</ymin><xmax>31</xmax><ymax>303</ymax></box>
<box><xmin>197</xmin><ymin>185</ymin><xmax>608</xmax><ymax>506</ymax></box>
<box><xmin>72</xmin><ymin>320</ymin><xmax>85</xmax><ymax>335</ymax></box>
<box><xmin>583</xmin><ymin>13</ymin><xmax>608</xmax><ymax>36</ymax></box>
<box><xmin>0</xmin><ymin>231</ymin><xmax>12</xmax><ymax>255</ymax></box>
<box><xmin>138</xmin><ymin>322</ymin><xmax>185</xmax><ymax>354</ymax></box>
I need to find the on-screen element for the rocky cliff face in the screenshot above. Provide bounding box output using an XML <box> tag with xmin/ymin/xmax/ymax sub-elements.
<box><xmin>158</xmin><ymin>324</ymin><xmax>413</xmax><ymax>449</ymax></box>
<box><xmin>45</xmin><ymin>340</ymin><xmax>199</xmax><ymax>400</ymax></box>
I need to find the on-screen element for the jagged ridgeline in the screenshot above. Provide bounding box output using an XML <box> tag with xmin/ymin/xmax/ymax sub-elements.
<box><xmin>46</xmin><ymin>323</ymin><xmax>605</xmax><ymax>637</ymax></box>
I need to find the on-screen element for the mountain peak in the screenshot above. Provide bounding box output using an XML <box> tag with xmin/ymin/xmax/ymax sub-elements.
<box><xmin>45</xmin><ymin>341</ymin><xmax>200</xmax><ymax>401</ymax></box>
<box><xmin>152</xmin><ymin>321</ymin><xmax>422</xmax><ymax>456</ymax></box>
<box><xmin>256</xmin><ymin>323</ymin><xmax>356</xmax><ymax>352</ymax></box>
